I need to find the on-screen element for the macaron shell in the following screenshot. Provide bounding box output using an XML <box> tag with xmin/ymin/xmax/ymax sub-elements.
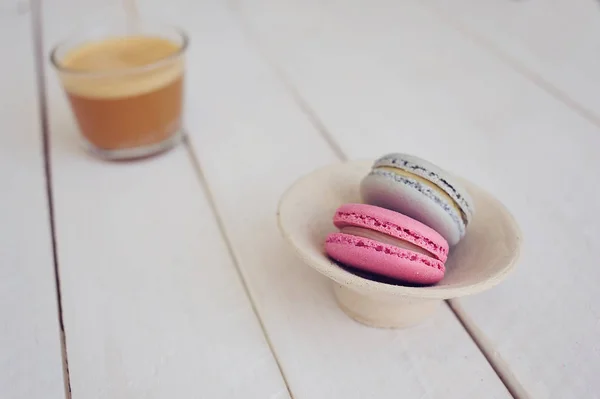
<box><xmin>325</xmin><ymin>233</ymin><xmax>445</xmax><ymax>285</ymax></box>
<box><xmin>373</xmin><ymin>153</ymin><xmax>474</xmax><ymax>223</ymax></box>
<box><xmin>360</xmin><ymin>169</ymin><xmax>464</xmax><ymax>246</ymax></box>
<box><xmin>332</xmin><ymin>203</ymin><xmax>449</xmax><ymax>262</ymax></box>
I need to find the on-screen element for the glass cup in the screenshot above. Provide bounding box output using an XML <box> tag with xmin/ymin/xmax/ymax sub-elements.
<box><xmin>50</xmin><ymin>22</ymin><xmax>188</xmax><ymax>160</ymax></box>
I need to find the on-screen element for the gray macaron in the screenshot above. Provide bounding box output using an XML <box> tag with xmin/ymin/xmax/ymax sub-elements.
<box><xmin>360</xmin><ymin>153</ymin><xmax>474</xmax><ymax>246</ymax></box>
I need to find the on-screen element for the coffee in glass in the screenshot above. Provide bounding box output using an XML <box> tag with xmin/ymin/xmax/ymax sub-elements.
<box><xmin>51</xmin><ymin>23</ymin><xmax>188</xmax><ymax>160</ymax></box>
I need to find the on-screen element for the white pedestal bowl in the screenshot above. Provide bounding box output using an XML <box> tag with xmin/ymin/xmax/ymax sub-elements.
<box><xmin>277</xmin><ymin>160</ymin><xmax>522</xmax><ymax>329</ymax></box>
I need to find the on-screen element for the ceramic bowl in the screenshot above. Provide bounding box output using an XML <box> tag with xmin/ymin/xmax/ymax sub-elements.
<box><xmin>277</xmin><ymin>160</ymin><xmax>522</xmax><ymax>328</ymax></box>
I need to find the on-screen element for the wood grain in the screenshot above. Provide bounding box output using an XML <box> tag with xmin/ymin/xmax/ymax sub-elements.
<box><xmin>233</xmin><ymin>0</ymin><xmax>600</xmax><ymax>397</ymax></box>
<box><xmin>0</xmin><ymin>6</ymin><xmax>66</xmax><ymax>399</ymax></box>
<box><xmin>171</xmin><ymin>0</ymin><xmax>511</xmax><ymax>397</ymax></box>
<box><xmin>41</xmin><ymin>1</ymin><xmax>289</xmax><ymax>397</ymax></box>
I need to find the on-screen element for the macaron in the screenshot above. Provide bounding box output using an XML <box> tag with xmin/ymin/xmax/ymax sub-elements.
<box><xmin>360</xmin><ymin>153</ymin><xmax>474</xmax><ymax>246</ymax></box>
<box><xmin>325</xmin><ymin>203</ymin><xmax>449</xmax><ymax>285</ymax></box>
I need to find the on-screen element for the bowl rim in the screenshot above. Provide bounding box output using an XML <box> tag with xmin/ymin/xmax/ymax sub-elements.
<box><xmin>277</xmin><ymin>159</ymin><xmax>523</xmax><ymax>300</ymax></box>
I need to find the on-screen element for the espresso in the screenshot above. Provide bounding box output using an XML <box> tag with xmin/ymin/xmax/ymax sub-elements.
<box><xmin>58</xmin><ymin>36</ymin><xmax>184</xmax><ymax>150</ymax></box>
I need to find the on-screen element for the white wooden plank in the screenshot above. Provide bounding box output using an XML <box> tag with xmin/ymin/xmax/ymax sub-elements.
<box><xmin>41</xmin><ymin>1</ymin><xmax>289</xmax><ymax>397</ymax></box>
<box><xmin>151</xmin><ymin>0</ymin><xmax>514</xmax><ymax>397</ymax></box>
<box><xmin>424</xmin><ymin>0</ymin><xmax>600</xmax><ymax>121</ymax></box>
<box><xmin>234</xmin><ymin>0</ymin><xmax>600</xmax><ymax>397</ymax></box>
<box><xmin>0</xmin><ymin>5</ymin><xmax>66</xmax><ymax>399</ymax></box>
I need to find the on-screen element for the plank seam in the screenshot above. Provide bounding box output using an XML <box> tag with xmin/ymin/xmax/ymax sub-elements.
<box><xmin>182</xmin><ymin>136</ymin><xmax>295</xmax><ymax>399</ymax></box>
<box><xmin>421</xmin><ymin>0</ymin><xmax>600</xmax><ymax>133</ymax></box>
<box><xmin>29</xmin><ymin>1</ymin><xmax>72</xmax><ymax>397</ymax></box>
<box><xmin>448</xmin><ymin>299</ymin><xmax>529</xmax><ymax>399</ymax></box>
<box><xmin>225</xmin><ymin>0</ymin><xmax>346</xmax><ymax>163</ymax></box>
<box><xmin>227</xmin><ymin>2</ymin><xmax>525</xmax><ymax>397</ymax></box>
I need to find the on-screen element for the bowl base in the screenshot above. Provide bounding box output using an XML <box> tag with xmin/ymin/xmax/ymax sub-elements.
<box><xmin>333</xmin><ymin>283</ymin><xmax>441</xmax><ymax>329</ymax></box>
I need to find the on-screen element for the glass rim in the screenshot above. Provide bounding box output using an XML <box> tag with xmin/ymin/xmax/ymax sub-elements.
<box><xmin>49</xmin><ymin>24</ymin><xmax>189</xmax><ymax>78</ymax></box>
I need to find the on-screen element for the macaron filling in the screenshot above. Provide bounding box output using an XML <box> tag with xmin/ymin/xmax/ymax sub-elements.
<box><xmin>372</xmin><ymin>153</ymin><xmax>474</xmax><ymax>222</ymax></box>
<box><xmin>333</xmin><ymin>205</ymin><xmax>449</xmax><ymax>261</ymax></box>
<box><xmin>340</xmin><ymin>226</ymin><xmax>435</xmax><ymax>258</ymax></box>
<box><xmin>326</xmin><ymin>233</ymin><xmax>446</xmax><ymax>273</ymax></box>
<box><xmin>376</xmin><ymin>165</ymin><xmax>467</xmax><ymax>224</ymax></box>
<box><xmin>366</xmin><ymin>168</ymin><xmax>466</xmax><ymax>240</ymax></box>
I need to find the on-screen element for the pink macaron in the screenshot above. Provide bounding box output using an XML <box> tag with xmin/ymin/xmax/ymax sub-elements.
<box><xmin>325</xmin><ymin>203</ymin><xmax>449</xmax><ymax>285</ymax></box>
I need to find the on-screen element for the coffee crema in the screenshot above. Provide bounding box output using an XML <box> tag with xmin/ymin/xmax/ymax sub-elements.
<box><xmin>58</xmin><ymin>36</ymin><xmax>184</xmax><ymax>151</ymax></box>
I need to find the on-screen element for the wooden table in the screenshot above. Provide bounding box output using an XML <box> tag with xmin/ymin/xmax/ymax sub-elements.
<box><xmin>2</xmin><ymin>0</ymin><xmax>598</xmax><ymax>398</ymax></box>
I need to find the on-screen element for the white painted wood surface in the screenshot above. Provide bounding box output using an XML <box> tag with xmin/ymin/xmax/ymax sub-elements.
<box><xmin>40</xmin><ymin>1</ymin><xmax>289</xmax><ymax>397</ymax></box>
<box><xmin>172</xmin><ymin>0</ymin><xmax>510</xmax><ymax>397</ymax></box>
<box><xmin>0</xmin><ymin>6</ymin><xmax>66</xmax><ymax>399</ymax></box>
<box><xmin>425</xmin><ymin>0</ymin><xmax>600</xmax><ymax>121</ymax></box>
<box><xmin>4</xmin><ymin>0</ymin><xmax>599</xmax><ymax>397</ymax></box>
<box><xmin>234</xmin><ymin>0</ymin><xmax>600</xmax><ymax>397</ymax></box>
